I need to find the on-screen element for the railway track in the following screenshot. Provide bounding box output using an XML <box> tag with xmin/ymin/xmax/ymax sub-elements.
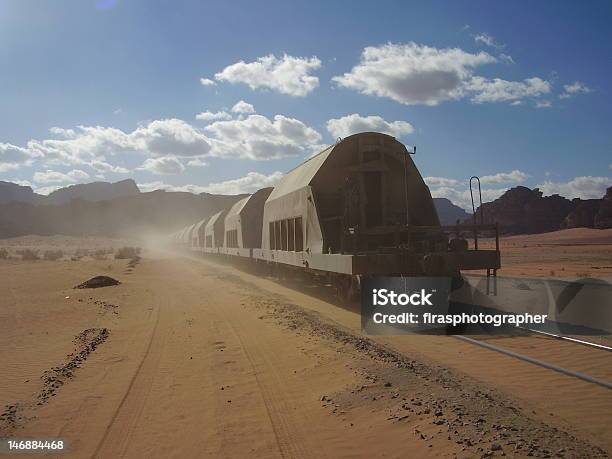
<box><xmin>454</xmin><ymin>332</ymin><xmax>612</xmax><ymax>390</ymax></box>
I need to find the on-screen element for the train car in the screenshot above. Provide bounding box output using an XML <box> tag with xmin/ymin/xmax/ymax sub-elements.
<box><xmin>203</xmin><ymin>209</ymin><xmax>228</xmax><ymax>253</ymax></box>
<box><xmin>221</xmin><ymin>187</ymin><xmax>273</xmax><ymax>257</ymax></box>
<box><xmin>183</xmin><ymin>223</ymin><xmax>197</xmax><ymax>248</ymax></box>
<box><xmin>252</xmin><ymin>132</ymin><xmax>499</xmax><ymax>296</ymax></box>
<box><xmin>191</xmin><ymin>217</ymin><xmax>210</xmax><ymax>250</ymax></box>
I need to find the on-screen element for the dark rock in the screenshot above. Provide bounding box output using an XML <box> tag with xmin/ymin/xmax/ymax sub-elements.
<box><xmin>74</xmin><ymin>276</ymin><xmax>120</xmax><ymax>289</ymax></box>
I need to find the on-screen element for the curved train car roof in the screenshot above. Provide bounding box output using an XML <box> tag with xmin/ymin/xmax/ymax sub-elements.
<box><xmin>205</xmin><ymin>210</ymin><xmax>225</xmax><ymax>232</ymax></box>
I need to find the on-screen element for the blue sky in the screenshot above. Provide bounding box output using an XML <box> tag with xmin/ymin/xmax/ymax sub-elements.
<box><xmin>0</xmin><ymin>0</ymin><xmax>610</xmax><ymax>209</ymax></box>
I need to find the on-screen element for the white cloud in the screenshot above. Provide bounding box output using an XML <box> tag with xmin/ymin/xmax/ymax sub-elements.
<box><xmin>474</xmin><ymin>33</ymin><xmax>505</xmax><ymax>50</ymax></box>
<box><xmin>204</xmin><ymin>114</ymin><xmax>322</xmax><ymax>160</ymax></box>
<box><xmin>535</xmin><ymin>100</ymin><xmax>552</xmax><ymax>108</ymax></box>
<box><xmin>137</xmin><ymin>171</ymin><xmax>284</xmax><ymax>195</ymax></box>
<box><xmin>195</xmin><ymin>111</ymin><xmax>231</xmax><ymax>122</ymax></box>
<box><xmin>468</xmin><ymin>77</ymin><xmax>551</xmax><ymax>103</ymax></box>
<box><xmin>5</xmin><ymin>107</ymin><xmax>321</xmax><ymax>167</ymax></box>
<box><xmin>332</xmin><ymin>42</ymin><xmax>496</xmax><ymax>106</ymax></box>
<box><xmin>67</xmin><ymin>169</ymin><xmax>90</xmax><ymax>181</ymax></box>
<box><xmin>187</xmin><ymin>158</ymin><xmax>208</xmax><ymax>167</ymax></box>
<box><xmin>480</xmin><ymin>170</ymin><xmax>529</xmax><ymax>184</ymax></box>
<box><xmin>431</xmin><ymin>186</ymin><xmax>509</xmax><ymax>211</ymax></box>
<box><xmin>33</xmin><ymin>169</ymin><xmax>89</xmax><ymax>184</ymax></box>
<box><xmin>231</xmin><ymin>100</ymin><xmax>255</xmax><ymax>114</ymax></box>
<box><xmin>424</xmin><ymin>176</ymin><xmax>461</xmax><ymax>187</ymax></box>
<box><xmin>537</xmin><ymin>176</ymin><xmax>610</xmax><ymax>199</ymax></box>
<box><xmin>214</xmin><ymin>54</ymin><xmax>321</xmax><ymax>96</ymax></box>
<box><xmin>89</xmin><ymin>160</ymin><xmax>129</xmax><ymax>173</ymax></box>
<box><xmin>498</xmin><ymin>53</ymin><xmax>514</xmax><ymax>64</ymax></box>
<box><xmin>138</xmin><ymin>156</ymin><xmax>185</xmax><ymax>175</ymax></box>
<box><xmin>200</xmin><ymin>171</ymin><xmax>284</xmax><ymax>195</ymax></box>
<box><xmin>199</xmin><ymin>78</ymin><xmax>216</xmax><ymax>86</ymax></box>
<box><xmin>0</xmin><ymin>142</ymin><xmax>40</xmax><ymax>171</ymax></box>
<box><xmin>24</xmin><ymin>119</ymin><xmax>212</xmax><ymax>166</ymax></box>
<box><xmin>131</xmin><ymin>119</ymin><xmax>212</xmax><ymax>157</ymax></box>
<box><xmin>34</xmin><ymin>185</ymin><xmax>63</xmax><ymax>196</ymax></box>
<box><xmin>5</xmin><ymin>179</ymin><xmax>32</xmax><ymax>187</ymax></box>
<box><xmin>326</xmin><ymin>114</ymin><xmax>414</xmax><ymax>139</ymax></box>
<box><xmin>333</xmin><ymin>42</ymin><xmax>552</xmax><ymax>106</ymax></box>
<box><xmin>559</xmin><ymin>81</ymin><xmax>592</xmax><ymax>99</ymax></box>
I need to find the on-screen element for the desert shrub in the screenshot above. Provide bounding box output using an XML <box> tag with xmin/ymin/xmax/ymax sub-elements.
<box><xmin>43</xmin><ymin>249</ymin><xmax>64</xmax><ymax>261</ymax></box>
<box><xmin>114</xmin><ymin>246</ymin><xmax>141</xmax><ymax>260</ymax></box>
<box><xmin>74</xmin><ymin>248</ymin><xmax>90</xmax><ymax>258</ymax></box>
<box><xmin>92</xmin><ymin>249</ymin><xmax>108</xmax><ymax>260</ymax></box>
<box><xmin>0</xmin><ymin>248</ymin><xmax>8</xmax><ymax>260</ymax></box>
<box><xmin>17</xmin><ymin>249</ymin><xmax>40</xmax><ymax>260</ymax></box>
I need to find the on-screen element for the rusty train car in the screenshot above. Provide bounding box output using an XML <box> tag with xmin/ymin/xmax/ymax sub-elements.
<box><xmin>170</xmin><ymin>132</ymin><xmax>500</xmax><ymax>300</ymax></box>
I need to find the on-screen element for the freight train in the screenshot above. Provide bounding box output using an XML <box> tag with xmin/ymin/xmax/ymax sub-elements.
<box><xmin>169</xmin><ymin>132</ymin><xmax>500</xmax><ymax>302</ymax></box>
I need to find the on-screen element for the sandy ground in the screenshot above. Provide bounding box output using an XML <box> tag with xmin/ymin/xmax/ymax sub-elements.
<box><xmin>0</xmin><ymin>235</ymin><xmax>611</xmax><ymax>458</ymax></box>
<box><xmin>475</xmin><ymin>228</ymin><xmax>612</xmax><ymax>279</ymax></box>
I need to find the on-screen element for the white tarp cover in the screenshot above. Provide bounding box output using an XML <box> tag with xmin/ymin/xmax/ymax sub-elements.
<box><xmin>183</xmin><ymin>223</ymin><xmax>197</xmax><ymax>246</ymax></box>
<box><xmin>261</xmin><ymin>145</ymin><xmax>335</xmax><ymax>254</ymax></box>
<box><xmin>224</xmin><ymin>195</ymin><xmax>251</xmax><ymax>247</ymax></box>
<box><xmin>191</xmin><ymin>217</ymin><xmax>209</xmax><ymax>247</ymax></box>
<box><xmin>204</xmin><ymin>210</ymin><xmax>227</xmax><ymax>248</ymax></box>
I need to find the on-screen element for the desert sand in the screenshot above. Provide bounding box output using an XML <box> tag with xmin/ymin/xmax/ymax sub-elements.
<box><xmin>0</xmin><ymin>235</ymin><xmax>611</xmax><ymax>458</ymax></box>
<box><xmin>476</xmin><ymin>228</ymin><xmax>612</xmax><ymax>279</ymax></box>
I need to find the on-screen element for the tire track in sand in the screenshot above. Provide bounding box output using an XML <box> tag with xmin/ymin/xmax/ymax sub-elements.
<box><xmin>216</xmin><ymin>299</ymin><xmax>323</xmax><ymax>459</ymax></box>
<box><xmin>92</xmin><ymin>296</ymin><xmax>165</xmax><ymax>458</ymax></box>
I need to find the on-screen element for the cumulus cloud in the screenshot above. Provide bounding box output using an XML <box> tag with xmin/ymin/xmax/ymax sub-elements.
<box><xmin>33</xmin><ymin>169</ymin><xmax>90</xmax><ymax>184</ymax></box>
<box><xmin>480</xmin><ymin>170</ymin><xmax>529</xmax><ymax>184</ymax></box>
<box><xmin>559</xmin><ymin>81</ymin><xmax>592</xmax><ymax>99</ymax></box>
<box><xmin>326</xmin><ymin>114</ymin><xmax>414</xmax><ymax>139</ymax></box>
<box><xmin>424</xmin><ymin>176</ymin><xmax>461</xmax><ymax>187</ymax></box>
<box><xmin>474</xmin><ymin>33</ymin><xmax>504</xmax><ymax>50</ymax></box>
<box><xmin>200</xmin><ymin>171</ymin><xmax>284</xmax><ymax>195</ymax></box>
<box><xmin>138</xmin><ymin>156</ymin><xmax>185</xmax><ymax>175</ymax></box>
<box><xmin>425</xmin><ymin>170</ymin><xmax>528</xmax><ymax>209</ymax></box>
<box><xmin>199</xmin><ymin>78</ymin><xmax>216</xmax><ymax>86</ymax></box>
<box><xmin>0</xmin><ymin>142</ymin><xmax>40</xmax><ymax>172</ymax></box>
<box><xmin>34</xmin><ymin>185</ymin><xmax>64</xmax><ymax>196</ymax></box>
<box><xmin>89</xmin><ymin>160</ymin><xmax>129</xmax><ymax>174</ymax></box>
<box><xmin>332</xmin><ymin>42</ymin><xmax>496</xmax><ymax>106</ymax></box>
<box><xmin>536</xmin><ymin>100</ymin><xmax>552</xmax><ymax>108</ymax></box>
<box><xmin>195</xmin><ymin>111</ymin><xmax>231</xmax><ymax>122</ymax></box>
<box><xmin>214</xmin><ymin>54</ymin><xmax>321</xmax><ymax>96</ymax></box>
<box><xmin>137</xmin><ymin>171</ymin><xmax>284</xmax><ymax>195</ymax></box>
<box><xmin>204</xmin><ymin>114</ymin><xmax>322</xmax><ymax>160</ymax></box>
<box><xmin>430</xmin><ymin>186</ymin><xmax>509</xmax><ymax>211</ymax></box>
<box><xmin>537</xmin><ymin>176</ymin><xmax>610</xmax><ymax>199</ymax></box>
<box><xmin>186</xmin><ymin>158</ymin><xmax>208</xmax><ymax>167</ymax></box>
<box><xmin>467</xmin><ymin>77</ymin><xmax>551</xmax><ymax>103</ymax></box>
<box><xmin>231</xmin><ymin>100</ymin><xmax>255</xmax><ymax>114</ymax></box>
<box><xmin>22</xmin><ymin>119</ymin><xmax>212</xmax><ymax>167</ymax></box>
<box><xmin>8</xmin><ymin>104</ymin><xmax>320</xmax><ymax>166</ymax></box>
<box><xmin>131</xmin><ymin>119</ymin><xmax>212</xmax><ymax>157</ymax></box>
<box><xmin>333</xmin><ymin>42</ymin><xmax>553</xmax><ymax>106</ymax></box>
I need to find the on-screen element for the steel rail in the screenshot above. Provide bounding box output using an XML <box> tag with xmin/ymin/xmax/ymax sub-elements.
<box><xmin>454</xmin><ymin>335</ymin><xmax>612</xmax><ymax>390</ymax></box>
<box><xmin>520</xmin><ymin>327</ymin><xmax>612</xmax><ymax>352</ymax></box>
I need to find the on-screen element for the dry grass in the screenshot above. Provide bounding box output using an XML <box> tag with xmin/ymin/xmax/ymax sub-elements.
<box><xmin>17</xmin><ymin>249</ymin><xmax>39</xmax><ymax>261</ymax></box>
<box><xmin>114</xmin><ymin>246</ymin><xmax>141</xmax><ymax>260</ymax></box>
<box><xmin>43</xmin><ymin>250</ymin><xmax>64</xmax><ymax>261</ymax></box>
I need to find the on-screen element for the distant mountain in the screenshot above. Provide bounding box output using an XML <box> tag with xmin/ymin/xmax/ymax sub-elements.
<box><xmin>47</xmin><ymin>179</ymin><xmax>140</xmax><ymax>205</ymax></box>
<box><xmin>0</xmin><ymin>181</ymin><xmax>45</xmax><ymax>205</ymax></box>
<box><xmin>0</xmin><ymin>189</ymin><xmax>244</xmax><ymax>238</ymax></box>
<box><xmin>469</xmin><ymin>186</ymin><xmax>612</xmax><ymax>233</ymax></box>
<box><xmin>0</xmin><ymin>179</ymin><xmax>140</xmax><ymax>206</ymax></box>
<box><xmin>433</xmin><ymin>198</ymin><xmax>470</xmax><ymax>225</ymax></box>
